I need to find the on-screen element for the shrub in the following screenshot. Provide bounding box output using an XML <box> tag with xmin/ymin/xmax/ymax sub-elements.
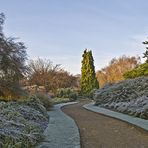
<box><xmin>69</xmin><ymin>92</ymin><xmax>78</xmax><ymax>101</ymax></box>
<box><xmin>35</xmin><ymin>93</ymin><xmax>52</xmax><ymax>111</ymax></box>
<box><xmin>88</xmin><ymin>89</ymin><xmax>98</xmax><ymax>99</ymax></box>
<box><xmin>56</xmin><ymin>88</ymin><xmax>78</xmax><ymax>101</ymax></box>
<box><xmin>0</xmin><ymin>88</ymin><xmax>28</xmax><ymax>102</ymax></box>
<box><xmin>17</xmin><ymin>93</ymin><xmax>52</xmax><ymax>112</ymax></box>
<box><xmin>51</xmin><ymin>97</ymin><xmax>70</xmax><ymax>104</ymax></box>
<box><xmin>124</xmin><ymin>63</ymin><xmax>148</xmax><ymax>79</ymax></box>
<box><xmin>0</xmin><ymin>96</ymin><xmax>49</xmax><ymax>147</ymax></box>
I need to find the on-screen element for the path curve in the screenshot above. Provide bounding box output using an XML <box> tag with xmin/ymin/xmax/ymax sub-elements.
<box><xmin>62</xmin><ymin>101</ymin><xmax>148</xmax><ymax>148</ymax></box>
<box><xmin>37</xmin><ymin>102</ymin><xmax>80</xmax><ymax>148</ymax></box>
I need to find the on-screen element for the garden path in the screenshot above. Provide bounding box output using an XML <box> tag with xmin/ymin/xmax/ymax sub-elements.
<box><xmin>37</xmin><ymin>102</ymin><xmax>80</xmax><ymax>148</ymax></box>
<box><xmin>62</xmin><ymin>100</ymin><xmax>148</xmax><ymax>148</ymax></box>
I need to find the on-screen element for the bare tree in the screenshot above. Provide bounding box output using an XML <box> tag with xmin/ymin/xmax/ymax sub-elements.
<box><xmin>27</xmin><ymin>58</ymin><xmax>77</xmax><ymax>93</ymax></box>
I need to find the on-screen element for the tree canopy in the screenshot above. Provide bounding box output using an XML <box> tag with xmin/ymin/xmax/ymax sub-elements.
<box><xmin>0</xmin><ymin>13</ymin><xmax>28</xmax><ymax>99</ymax></box>
<box><xmin>27</xmin><ymin>58</ymin><xmax>78</xmax><ymax>93</ymax></box>
<box><xmin>96</xmin><ymin>55</ymin><xmax>140</xmax><ymax>87</ymax></box>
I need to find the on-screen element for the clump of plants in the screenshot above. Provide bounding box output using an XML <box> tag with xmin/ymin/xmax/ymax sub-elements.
<box><xmin>0</xmin><ymin>95</ymin><xmax>49</xmax><ymax>147</ymax></box>
<box><xmin>124</xmin><ymin>63</ymin><xmax>148</xmax><ymax>79</ymax></box>
<box><xmin>56</xmin><ymin>88</ymin><xmax>78</xmax><ymax>102</ymax></box>
<box><xmin>51</xmin><ymin>97</ymin><xmax>70</xmax><ymax>104</ymax></box>
<box><xmin>35</xmin><ymin>93</ymin><xmax>52</xmax><ymax>111</ymax></box>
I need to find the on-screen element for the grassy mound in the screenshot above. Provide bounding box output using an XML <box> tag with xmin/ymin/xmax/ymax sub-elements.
<box><xmin>0</xmin><ymin>96</ymin><xmax>49</xmax><ymax>147</ymax></box>
<box><xmin>95</xmin><ymin>76</ymin><xmax>148</xmax><ymax>119</ymax></box>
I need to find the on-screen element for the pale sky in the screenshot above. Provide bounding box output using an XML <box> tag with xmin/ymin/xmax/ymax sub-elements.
<box><xmin>1</xmin><ymin>0</ymin><xmax>148</xmax><ymax>74</ymax></box>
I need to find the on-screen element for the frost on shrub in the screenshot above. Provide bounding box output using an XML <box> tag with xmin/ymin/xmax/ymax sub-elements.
<box><xmin>0</xmin><ymin>96</ymin><xmax>49</xmax><ymax>147</ymax></box>
<box><xmin>95</xmin><ymin>76</ymin><xmax>148</xmax><ymax>119</ymax></box>
<box><xmin>35</xmin><ymin>93</ymin><xmax>52</xmax><ymax>111</ymax></box>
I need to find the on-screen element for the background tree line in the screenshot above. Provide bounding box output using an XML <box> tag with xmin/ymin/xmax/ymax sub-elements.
<box><xmin>0</xmin><ymin>12</ymin><xmax>148</xmax><ymax>99</ymax></box>
<box><xmin>96</xmin><ymin>41</ymin><xmax>148</xmax><ymax>87</ymax></box>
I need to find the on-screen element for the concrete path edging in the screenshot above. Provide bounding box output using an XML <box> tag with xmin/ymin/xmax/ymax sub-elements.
<box><xmin>37</xmin><ymin>102</ymin><xmax>80</xmax><ymax>148</ymax></box>
<box><xmin>83</xmin><ymin>102</ymin><xmax>148</xmax><ymax>132</ymax></box>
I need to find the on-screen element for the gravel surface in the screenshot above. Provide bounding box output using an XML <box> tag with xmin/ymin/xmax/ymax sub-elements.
<box><xmin>62</xmin><ymin>100</ymin><xmax>148</xmax><ymax>148</ymax></box>
<box><xmin>84</xmin><ymin>102</ymin><xmax>148</xmax><ymax>131</ymax></box>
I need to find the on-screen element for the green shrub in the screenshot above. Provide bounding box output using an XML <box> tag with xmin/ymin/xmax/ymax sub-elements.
<box><xmin>35</xmin><ymin>93</ymin><xmax>52</xmax><ymax>111</ymax></box>
<box><xmin>88</xmin><ymin>89</ymin><xmax>98</xmax><ymax>99</ymax></box>
<box><xmin>69</xmin><ymin>92</ymin><xmax>77</xmax><ymax>101</ymax></box>
<box><xmin>56</xmin><ymin>88</ymin><xmax>78</xmax><ymax>101</ymax></box>
<box><xmin>51</xmin><ymin>97</ymin><xmax>70</xmax><ymax>104</ymax></box>
<box><xmin>18</xmin><ymin>95</ymin><xmax>42</xmax><ymax>104</ymax></box>
<box><xmin>19</xmin><ymin>93</ymin><xmax>52</xmax><ymax>111</ymax></box>
<box><xmin>0</xmin><ymin>89</ymin><xmax>28</xmax><ymax>102</ymax></box>
<box><xmin>124</xmin><ymin>63</ymin><xmax>148</xmax><ymax>79</ymax></box>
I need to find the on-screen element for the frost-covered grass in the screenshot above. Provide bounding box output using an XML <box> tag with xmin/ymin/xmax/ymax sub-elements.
<box><xmin>0</xmin><ymin>96</ymin><xmax>49</xmax><ymax>147</ymax></box>
<box><xmin>95</xmin><ymin>76</ymin><xmax>148</xmax><ymax>119</ymax></box>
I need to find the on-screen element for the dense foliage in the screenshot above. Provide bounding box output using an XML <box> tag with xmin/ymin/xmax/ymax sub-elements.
<box><xmin>0</xmin><ymin>96</ymin><xmax>49</xmax><ymax>147</ymax></box>
<box><xmin>80</xmin><ymin>49</ymin><xmax>99</xmax><ymax>95</ymax></box>
<box><xmin>123</xmin><ymin>63</ymin><xmax>148</xmax><ymax>79</ymax></box>
<box><xmin>0</xmin><ymin>13</ymin><xmax>28</xmax><ymax>99</ymax></box>
<box><xmin>35</xmin><ymin>93</ymin><xmax>52</xmax><ymax>110</ymax></box>
<box><xmin>96</xmin><ymin>55</ymin><xmax>140</xmax><ymax>87</ymax></box>
<box><xmin>56</xmin><ymin>88</ymin><xmax>78</xmax><ymax>101</ymax></box>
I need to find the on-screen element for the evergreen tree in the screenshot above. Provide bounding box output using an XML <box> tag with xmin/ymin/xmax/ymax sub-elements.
<box><xmin>80</xmin><ymin>49</ymin><xmax>99</xmax><ymax>94</ymax></box>
<box><xmin>143</xmin><ymin>40</ymin><xmax>148</xmax><ymax>63</ymax></box>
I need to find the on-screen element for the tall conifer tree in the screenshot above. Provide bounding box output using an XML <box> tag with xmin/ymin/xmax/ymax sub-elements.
<box><xmin>80</xmin><ymin>49</ymin><xmax>99</xmax><ymax>94</ymax></box>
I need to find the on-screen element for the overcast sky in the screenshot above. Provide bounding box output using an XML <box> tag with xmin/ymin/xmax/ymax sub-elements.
<box><xmin>1</xmin><ymin>0</ymin><xmax>148</xmax><ymax>74</ymax></box>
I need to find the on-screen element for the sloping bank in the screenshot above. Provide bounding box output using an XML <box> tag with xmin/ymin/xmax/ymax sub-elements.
<box><xmin>84</xmin><ymin>76</ymin><xmax>148</xmax><ymax>131</ymax></box>
<box><xmin>37</xmin><ymin>102</ymin><xmax>80</xmax><ymax>148</ymax></box>
<box><xmin>0</xmin><ymin>96</ymin><xmax>49</xmax><ymax>147</ymax></box>
<box><xmin>94</xmin><ymin>76</ymin><xmax>148</xmax><ymax>120</ymax></box>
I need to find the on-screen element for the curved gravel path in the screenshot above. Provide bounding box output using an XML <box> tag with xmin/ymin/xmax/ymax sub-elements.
<box><xmin>62</xmin><ymin>100</ymin><xmax>148</xmax><ymax>148</ymax></box>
